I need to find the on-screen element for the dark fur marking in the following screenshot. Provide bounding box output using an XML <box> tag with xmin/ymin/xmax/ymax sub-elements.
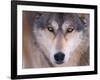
<box><xmin>33</xmin><ymin>12</ymin><xmax>86</xmax><ymax>32</ymax></box>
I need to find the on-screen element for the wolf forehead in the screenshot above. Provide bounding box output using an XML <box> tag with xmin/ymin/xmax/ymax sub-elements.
<box><xmin>33</xmin><ymin>13</ymin><xmax>86</xmax><ymax>31</ymax></box>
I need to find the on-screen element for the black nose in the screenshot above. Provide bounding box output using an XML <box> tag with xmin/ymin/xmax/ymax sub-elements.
<box><xmin>54</xmin><ymin>52</ymin><xmax>65</xmax><ymax>64</ymax></box>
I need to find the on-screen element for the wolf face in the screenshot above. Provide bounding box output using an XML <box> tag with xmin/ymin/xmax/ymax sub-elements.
<box><xmin>33</xmin><ymin>12</ymin><xmax>89</xmax><ymax>67</ymax></box>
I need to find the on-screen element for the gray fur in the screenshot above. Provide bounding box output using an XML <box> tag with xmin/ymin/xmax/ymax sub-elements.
<box><xmin>33</xmin><ymin>12</ymin><xmax>88</xmax><ymax>31</ymax></box>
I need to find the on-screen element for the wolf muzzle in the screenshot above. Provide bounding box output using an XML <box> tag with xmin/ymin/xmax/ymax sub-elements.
<box><xmin>54</xmin><ymin>52</ymin><xmax>65</xmax><ymax>64</ymax></box>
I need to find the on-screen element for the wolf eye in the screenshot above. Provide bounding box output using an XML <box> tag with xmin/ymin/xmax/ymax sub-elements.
<box><xmin>67</xmin><ymin>27</ymin><xmax>74</xmax><ymax>33</ymax></box>
<box><xmin>47</xmin><ymin>27</ymin><xmax>54</xmax><ymax>32</ymax></box>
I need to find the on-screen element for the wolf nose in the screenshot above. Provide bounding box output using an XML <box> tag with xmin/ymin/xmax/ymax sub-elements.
<box><xmin>54</xmin><ymin>52</ymin><xmax>65</xmax><ymax>64</ymax></box>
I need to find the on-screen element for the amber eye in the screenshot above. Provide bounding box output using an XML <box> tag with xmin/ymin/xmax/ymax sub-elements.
<box><xmin>67</xmin><ymin>27</ymin><xmax>74</xmax><ymax>33</ymax></box>
<box><xmin>47</xmin><ymin>27</ymin><xmax>54</xmax><ymax>32</ymax></box>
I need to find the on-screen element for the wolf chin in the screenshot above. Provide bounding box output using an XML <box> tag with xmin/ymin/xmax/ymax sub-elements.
<box><xmin>23</xmin><ymin>12</ymin><xmax>89</xmax><ymax>68</ymax></box>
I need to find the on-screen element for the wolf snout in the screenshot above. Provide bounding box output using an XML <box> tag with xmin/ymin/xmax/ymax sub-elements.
<box><xmin>54</xmin><ymin>52</ymin><xmax>65</xmax><ymax>64</ymax></box>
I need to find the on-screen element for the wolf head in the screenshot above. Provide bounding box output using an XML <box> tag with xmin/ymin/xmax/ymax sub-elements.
<box><xmin>33</xmin><ymin>12</ymin><xmax>89</xmax><ymax>67</ymax></box>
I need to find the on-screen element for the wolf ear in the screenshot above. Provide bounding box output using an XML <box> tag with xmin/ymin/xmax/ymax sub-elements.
<box><xmin>34</xmin><ymin>12</ymin><xmax>50</xmax><ymax>19</ymax></box>
<box><xmin>79</xmin><ymin>14</ymin><xmax>90</xmax><ymax>27</ymax></box>
<box><xmin>32</xmin><ymin>12</ymin><xmax>43</xmax><ymax>24</ymax></box>
<box><xmin>33</xmin><ymin>12</ymin><xmax>43</xmax><ymax>19</ymax></box>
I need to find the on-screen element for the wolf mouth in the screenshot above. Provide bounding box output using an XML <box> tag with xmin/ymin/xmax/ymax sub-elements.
<box><xmin>55</xmin><ymin>61</ymin><xmax>64</xmax><ymax>64</ymax></box>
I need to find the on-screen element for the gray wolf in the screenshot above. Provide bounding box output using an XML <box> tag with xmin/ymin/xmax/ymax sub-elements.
<box><xmin>23</xmin><ymin>12</ymin><xmax>89</xmax><ymax>68</ymax></box>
